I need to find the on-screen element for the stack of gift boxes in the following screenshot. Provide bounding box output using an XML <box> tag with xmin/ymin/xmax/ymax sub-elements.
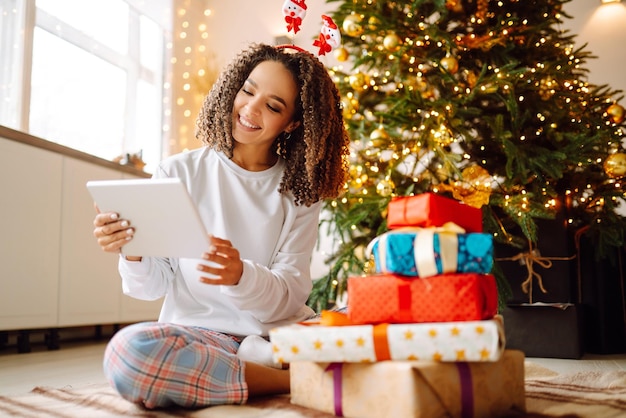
<box><xmin>269</xmin><ymin>193</ymin><xmax>526</xmax><ymax>418</ymax></box>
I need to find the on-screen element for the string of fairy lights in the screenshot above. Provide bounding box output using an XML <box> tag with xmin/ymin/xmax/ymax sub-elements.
<box><xmin>167</xmin><ymin>1</ymin><xmax>216</xmax><ymax>154</ymax></box>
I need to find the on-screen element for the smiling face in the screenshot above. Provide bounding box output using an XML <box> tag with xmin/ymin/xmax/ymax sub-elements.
<box><xmin>231</xmin><ymin>60</ymin><xmax>301</xmax><ymax>154</ymax></box>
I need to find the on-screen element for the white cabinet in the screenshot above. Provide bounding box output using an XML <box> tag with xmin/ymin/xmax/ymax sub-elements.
<box><xmin>58</xmin><ymin>159</ymin><xmax>124</xmax><ymax>326</ymax></box>
<box><xmin>0</xmin><ymin>130</ymin><xmax>162</xmax><ymax>331</ymax></box>
<box><xmin>0</xmin><ymin>139</ymin><xmax>63</xmax><ymax>330</ymax></box>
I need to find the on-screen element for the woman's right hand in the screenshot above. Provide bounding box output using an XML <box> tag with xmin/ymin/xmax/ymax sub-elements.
<box><xmin>93</xmin><ymin>207</ymin><xmax>137</xmax><ymax>258</ymax></box>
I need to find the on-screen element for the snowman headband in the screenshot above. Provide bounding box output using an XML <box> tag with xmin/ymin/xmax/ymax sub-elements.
<box><xmin>278</xmin><ymin>1</ymin><xmax>341</xmax><ymax>57</ymax></box>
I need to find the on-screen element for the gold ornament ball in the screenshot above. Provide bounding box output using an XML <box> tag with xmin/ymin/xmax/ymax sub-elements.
<box><xmin>368</xmin><ymin>16</ymin><xmax>381</xmax><ymax>31</ymax></box>
<box><xmin>465</xmin><ymin>70</ymin><xmax>478</xmax><ymax>88</ymax></box>
<box><xmin>440</xmin><ymin>56</ymin><xmax>459</xmax><ymax>74</ymax></box>
<box><xmin>341</xmin><ymin>97</ymin><xmax>359</xmax><ymax>119</ymax></box>
<box><xmin>334</xmin><ymin>46</ymin><xmax>349</xmax><ymax>62</ymax></box>
<box><xmin>343</xmin><ymin>14</ymin><xmax>364</xmax><ymax>37</ymax></box>
<box><xmin>369</xmin><ymin>126</ymin><xmax>390</xmax><ymax>146</ymax></box>
<box><xmin>607</xmin><ymin>103</ymin><xmax>625</xmax><ymax>124</ymax></box>
<box><xmin>604</xmin><ymin>152</ymin><xmax>626</xmax><ymax>178</ymax></box>
<box><xmin>370</xmin><ymin>126</ymin><xmax>390</xmax><ymax>141</ymax></box>
<box><xmin>349</xmin><ymin>72</ymin><xmax>369</xmax><ymax>91</ymax></box>
<box><xmin>376</xmin><ymin>179</ymin><xmax>395</xmax><ymax>197</ymax></box>
<box><xmin>383</xmin><ymin>33</ymin><xmax>401</xmax><ymax>51</ymax></box>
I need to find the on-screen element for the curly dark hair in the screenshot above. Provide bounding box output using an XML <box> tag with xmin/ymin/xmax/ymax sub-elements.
<box><xmin>195</xmin><ymin>43</ymin><xmax>350</xmax><ymax>207</ymax></box>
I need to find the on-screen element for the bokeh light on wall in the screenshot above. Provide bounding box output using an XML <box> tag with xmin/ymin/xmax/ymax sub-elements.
<box><xmin>168</xmin><ymin>0</ymin><xmax>216</xmax><ymax>154</ymax></box>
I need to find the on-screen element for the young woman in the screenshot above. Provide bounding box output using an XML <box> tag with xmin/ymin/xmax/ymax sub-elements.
<box><xmin>92</xmin><ymin>43</ymin><xmax>350</xmax><ymax>409</ymax></box>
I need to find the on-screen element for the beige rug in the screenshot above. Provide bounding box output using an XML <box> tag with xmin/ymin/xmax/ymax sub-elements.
<box><xmin>0</xmin><ymin>362</ymin><xmax>624</xmax><ymax>417</ymax></box>
<box><xmin>523</xmin><ymin>362</ymin><xmax>626</xmax><ymax>418</ymax></box>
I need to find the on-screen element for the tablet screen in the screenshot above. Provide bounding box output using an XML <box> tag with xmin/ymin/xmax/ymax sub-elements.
<box><xmin>86</xmin><ymin>178</ymin><xmax>211</xmax><ymax>258</ymax></box>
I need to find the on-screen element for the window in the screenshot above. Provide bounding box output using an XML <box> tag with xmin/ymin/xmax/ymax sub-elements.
<box><xmin>0</xmin><ymin>0</ymin><xmax>171</xmax><ymax>173</ymax></box>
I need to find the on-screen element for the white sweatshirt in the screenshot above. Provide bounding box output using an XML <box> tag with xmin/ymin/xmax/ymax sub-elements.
<box><xmin>118</xmin><ymin>148</ymin><xmax>319</xmax><ymax>337</ymax></box>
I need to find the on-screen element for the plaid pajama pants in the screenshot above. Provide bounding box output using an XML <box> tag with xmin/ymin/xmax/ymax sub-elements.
<box><xmin>103</xmin><ymin>321</ymin><xmax>247</xmax><ymax>409</ymax></box>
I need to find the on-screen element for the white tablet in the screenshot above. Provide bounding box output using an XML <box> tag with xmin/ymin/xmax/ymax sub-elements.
<box><xmin>86</xmin><ymin>177</ymin><xmax>211</xmax><ymax>258</ymax></box>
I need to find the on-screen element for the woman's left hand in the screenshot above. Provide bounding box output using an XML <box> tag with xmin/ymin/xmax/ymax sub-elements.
<box><xmin>197</xmin><ymin>236</ymin><xmax>244</xmax><ymax>286</ymax></box>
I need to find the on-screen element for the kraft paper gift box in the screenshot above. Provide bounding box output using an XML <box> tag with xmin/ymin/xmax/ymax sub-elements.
<box><xmin>347</xmin><ymin>273</ymin><xmax>498</xmax><ymax>325</ymax></box>
<box><xmin>269</xmin><ymin>316</ymin><xmax>505</xmax><ymax>364</ymax></box>
<box><xmin>290</xmin><ymin>350</ymin><xmax>526</xmax><ymax>418</ymax></box>
<box><xmin>387</xmin><ymin>193</ymin><xmax>483</xmax><ymax>232</ymax></box>
<box><xmin>368</xmin><ymin>227</ymin><xmax>493</xmax><ymax>278</ymax></box>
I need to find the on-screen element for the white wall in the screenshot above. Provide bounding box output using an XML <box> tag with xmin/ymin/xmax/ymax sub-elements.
<box><xmin>562</xmin><ymin>1</ymin><xmax>626</xmax><ymax>98</ymax></box>
<box><xmin>204</xmin><ymin>0</ymin><xmax>341</xmax><ymax>69</ymax></box>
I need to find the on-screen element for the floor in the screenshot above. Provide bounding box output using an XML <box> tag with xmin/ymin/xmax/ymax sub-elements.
<box><xmin>0</xmin><ymin>341</ymin><xmax>108</xmax><ymax>396</ymax></box>
<box><xmin>1</xmin><ymin>339</ymin><xmax>626</xmax><ymax>397</ymax></box>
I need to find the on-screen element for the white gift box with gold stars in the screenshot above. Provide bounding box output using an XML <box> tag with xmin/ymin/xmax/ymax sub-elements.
<box><xmin>269</xmin><ymin>317</ymin><xmax>505</xmax><ymax>364</ymax></box>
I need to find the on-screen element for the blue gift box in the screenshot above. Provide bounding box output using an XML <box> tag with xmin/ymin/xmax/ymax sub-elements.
<box><xmin>368</xmin><ymin>228</ymin><xmax>493</xmax><ymax>278</ymax></box>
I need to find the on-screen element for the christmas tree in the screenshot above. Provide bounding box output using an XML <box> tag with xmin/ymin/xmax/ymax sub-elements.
<box><xmin>308</xmin><ymin>0</ymin><xmax>626</xmax><ymax>312</ymax></box>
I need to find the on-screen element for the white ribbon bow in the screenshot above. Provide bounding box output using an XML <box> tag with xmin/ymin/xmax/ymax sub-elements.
<box><xmin>367</xmin><ymin>222</ymin><xmax>466</xmax><ymax>277</ymax></box>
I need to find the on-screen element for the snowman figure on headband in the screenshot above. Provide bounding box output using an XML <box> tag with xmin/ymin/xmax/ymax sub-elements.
<box><xmin>313</xmin><ymin>15</ymin><xmax>341</xmax><ymax>56</ymax></box>
<box><xmin>282</xmin><ymin>0</ymin><xmax>307</xmax><ymax>34</ymax></box>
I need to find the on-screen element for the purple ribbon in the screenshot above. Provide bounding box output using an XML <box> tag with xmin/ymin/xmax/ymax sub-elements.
<box><xmin>456</xmin><ymin>362</ymin><xmax>474</xmax><ymax>418</ymax></box>
<box><xmin>325</xmin><ymin>363</ymin><xmax>344</xmax><ymax>416</ymax></box>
